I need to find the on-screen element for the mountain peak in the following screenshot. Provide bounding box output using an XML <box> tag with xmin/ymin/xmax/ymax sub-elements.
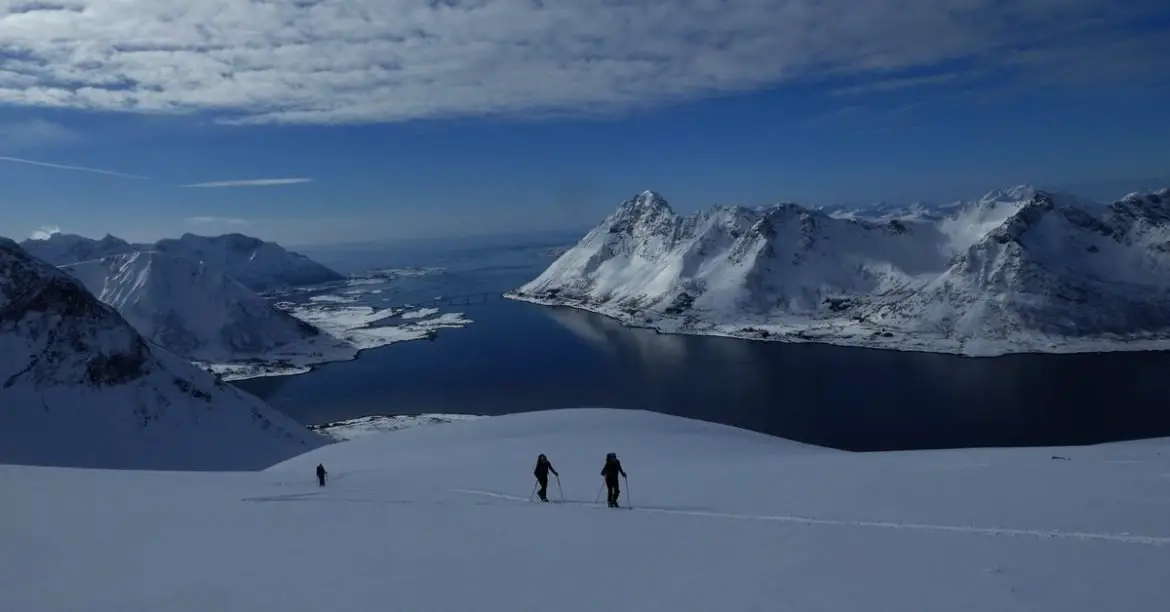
<box><xmin>625</xmin><ymin>190</ymin><xmax>673</xmax><ymax>212</ymax></box>
<box><xmin>980</xmin><ymin>184</ymin><xmax>1040</xmax><ymax>203</ymax></box>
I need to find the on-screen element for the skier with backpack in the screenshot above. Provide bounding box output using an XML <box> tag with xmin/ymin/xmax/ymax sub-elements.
<box><xmin>316</xmin><ymin>463</ymin><xmax>327</xmax><ymax>487</ymax></box>
<box><xmin>533</xmin><ymin>454</ymin><xmax>559</xmax><ymax>502</ymax></box>
<box><xmin>600</xmin><ymin>453</ymin><xmax>627</xmax><ymax>508</ymax></box>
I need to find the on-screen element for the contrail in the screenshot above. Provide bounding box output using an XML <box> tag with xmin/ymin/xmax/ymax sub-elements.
<box><xmin>179</xmin><ymin>178</ymin><xmax>312</xmax><ymax>188</ymax></box>
<box><xmin>0</xmin><ymin>155</ymin><xmax>149</xmax><ymax>179</ymax></box>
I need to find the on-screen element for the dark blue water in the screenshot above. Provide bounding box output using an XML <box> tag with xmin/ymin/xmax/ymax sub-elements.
<box><xmin>238</xmin><ymin>236</ymin><xmax>1170</xmax><ymax>452</ymax></box>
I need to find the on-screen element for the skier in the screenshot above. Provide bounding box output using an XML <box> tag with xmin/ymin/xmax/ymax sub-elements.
<box><xmin>316</xmin><ymin>463</ymin><xmax>327</xmax><ymax>487</ymax></box>
<box><xmin>600</xmin><ymin>452</ymin><xmax>627</xmax><ymax>508</ymax></box>
<box><xmin>533</xmin><ymin>454</ymin><xmax>559</xmax><ymax>502</ymax></box>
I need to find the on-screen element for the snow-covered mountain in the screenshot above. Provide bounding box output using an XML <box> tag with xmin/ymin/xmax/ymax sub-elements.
<box><xmin>820</xmin><ymin>200</ymin><xmax>958</xmax><ymax>222</ymax></box>
<box><xmin>60</xmin><ymin>251</ymin><xmax>330</xmax><ymax>362</ymax></box>
<box><xmin>0</xmin><ymin>238</ymin><xmax>325</xmax><ymax>470</ymax></box>
<box><xmin>509</xmin><ymin>187</ymin><xmax>1170</xmax><ymax>356</ymax></box>
<box><xmin>19</xmin><ymin>232</ymin><xmax>139</xmax><ymax>265</ymax></box>
<box><xmin>154</xmin><ymin>233</ymin><xmax>344</xmax><ymax>292</ymax></box>
<box><xmin>21</xmin><ymin>231</ymin><xmax>344</xmax><ymax>292</ymax></box>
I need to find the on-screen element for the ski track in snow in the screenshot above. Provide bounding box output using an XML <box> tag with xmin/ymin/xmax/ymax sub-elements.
<box><xmin>451</xmin><ymin>490</ymin><xmax>1170</xmax><ymax>547</ymax></box>
<box><xmin>239</xmin><ymin>487</ymin><xmax>1170</xmax><ymax>548</ymax></box>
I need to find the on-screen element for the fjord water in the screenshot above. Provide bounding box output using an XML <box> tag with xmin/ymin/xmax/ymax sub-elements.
<box><xmin>235</xmin><ymin>234</ymin><xmax>1170</xmax><ymax>452</ymax></box>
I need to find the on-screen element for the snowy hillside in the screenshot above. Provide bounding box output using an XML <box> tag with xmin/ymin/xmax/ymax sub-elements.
<box><xmin>0</xmin><ymin>238</ymin><xmax>324</xmax><ymax>471</ymax></box>
<box><xmin>154</xmin><ymin>233</ymin><xmax>344</xmax><ymax>291</ymax></box>
<box><xmin>60</xmin><ymin>251</ymin><xmax>336</xmax><ymax>363</ymax></box>
<box><xmin>510</xmin><ymin>187</ymin><xmax>1170</xmax><ymax>356</ymax></box>
<box><xmin>3</xmin><ymin>408</ymin><xmax>1168</xmax><ymax>611</ymax></box>
<box><xmin>21</xmin><ymin>231</ymin><xmax>345</xmax><ymax>292</ymax></box>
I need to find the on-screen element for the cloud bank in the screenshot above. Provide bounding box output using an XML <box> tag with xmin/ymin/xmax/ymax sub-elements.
<box><xmin>0</xmin><ymin>1</ymin><xmax>1164</xmax><ymax>125</ymax></box>
<box><xmin>179</xmin><ymin>178</ymin><xmax>312</xmax><ymax>188</ymax></box>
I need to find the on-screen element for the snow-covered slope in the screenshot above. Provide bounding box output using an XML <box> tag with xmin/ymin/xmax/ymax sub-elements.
<box><xmin>2</xmin><ymin>408</ymin><xmax>1167</xmax><ymax>611</ymax></box>
<box><xmin>60</xmin><ymin>251</ymin><xmax>332</xmax><ymax>362</ymax></box>
<box><xmin>510</xmin><ymin>187</ymin><xmax>1170</xmax><ymax>356</ymax></box>
<box><xmin>867</xmin><ymin>190</ymin><xmax>1170</xmax><ymax>353</ymax></box>
<box><xmin>0</xmin><ymin>238</ymin><xmax>325</xmax><ymax>470</ymax></box>
<box><xmin>154</xmin><ymin>233</ymin><xmax>344</xmax><ymax>291</ymax></box>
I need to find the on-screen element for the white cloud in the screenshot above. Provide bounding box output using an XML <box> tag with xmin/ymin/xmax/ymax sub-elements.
<box><xmin>28</xmin><ymin>225</ymin><xmax>61</xmax><ymax>240</ymax></box>
<box><xmin>0</xmin><ymin>1</ymin><xmax>1164</xmax><ymax>125</ymax></box>
<box><xmin>179</xmin><ymin>178</ymin><xmax>312</xmax><ymax>188</ymax></box>
<box><xmin>0</xmin><ymin>155</ymin><xmax>148</xmax><ymax>179</ymax></box>
<box><xmin>186</xmin><ymin>216</ymin><xmax>251</xmax><ymax>226</ymax></box>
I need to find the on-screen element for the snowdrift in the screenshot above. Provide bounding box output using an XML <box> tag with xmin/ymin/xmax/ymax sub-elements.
<box><xmin>0</xmin><ymin>238</ymin><xmax>325</xmax><ymax>471</ymax></box>
<box><xmin>510</xmin><ymin>187</ymin><xmax>1170</xmax><ymax>356</ymax></box>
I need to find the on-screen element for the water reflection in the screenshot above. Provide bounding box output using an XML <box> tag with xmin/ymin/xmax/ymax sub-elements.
<box><xmin>535</xmin><ymin>306</ymin><xmax>1170</xmax><ymax>451</ymax></box>
<box><xmin>236</xmin><ymin>299</ymin><xmax>1170</xmax><ymax>452</ymax></box>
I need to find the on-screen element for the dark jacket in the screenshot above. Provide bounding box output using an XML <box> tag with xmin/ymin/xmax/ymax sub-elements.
<box><xmin>534</xmin><ymin>458</ymin><xmax>558</xmax><ymax>480</ymax></box>
<box><xmin>601</xmin><ymin>459</ymin><xmax>626</xmax><ymax>481</ymax></box>
<box><xmin>316</xmin><ymin>464</ymin><xmax>326</xmax><ymax>477</ymax></box>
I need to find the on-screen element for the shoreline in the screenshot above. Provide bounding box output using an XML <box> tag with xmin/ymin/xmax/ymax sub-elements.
<box><xmin>503</xmin><ymin>292</ymin><xmax>1170</xmax><ymax>358</ymax></box>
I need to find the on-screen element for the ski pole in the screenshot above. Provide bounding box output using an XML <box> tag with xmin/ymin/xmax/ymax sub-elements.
<box><xmin>556</xmin><ymin>475</ymin><xmax>565</xmax><ymax>502</ymax></box>
<box><xmin>623</xmin><ymin>475</ymin><xmax>632</xmax><ymax>510</ymax></box>
<box><xmin>594</xmin><ymin>480</ymin><xmax>605</xmax><ymax>504</ymax></box>
<box><xmin>529</xmin><ymin>481</ymin><xmax>538</xmax><ymax>502</ymax></box>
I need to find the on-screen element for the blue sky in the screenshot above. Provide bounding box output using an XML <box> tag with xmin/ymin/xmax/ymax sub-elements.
<box><xmin>1</xmin><ymin>0</ymin><xmax>1169</xmax><ymax>246</ymax></box>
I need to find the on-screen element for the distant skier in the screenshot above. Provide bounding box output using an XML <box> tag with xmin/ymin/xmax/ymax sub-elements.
<box><xmin>316</xmin><ymin>463</ymin><xmax>327</xmax><ymax>487</ymax></box>
<box><xmin>600</xmin><ymin>453</ymin><xmax>627</xmax><ymax>508</ymax></box>
<box><xmin>533</xmin><ymin>454</ymin><xmax>559</xmax><ymax>502</ymax></box>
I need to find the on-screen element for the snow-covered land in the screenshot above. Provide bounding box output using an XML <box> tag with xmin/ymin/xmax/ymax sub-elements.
<box><xmin>310</xmin><ymin>413</ymin><xmax>486</xmax><ymax>441</ymax></box>
<box><xmin>0</xmin><ymin>238</ymin><xmax>324</xmax><ymax>471</ymax></box>
<box><xmin>2</xmin><ymin>408</ymin><xmax>1167</xmax><ymax>611</ymax></box>
<box><xmin>21</xmin><ymin>231</ymin><xmax>344</xmax><ymax>292</ymax></box>
<box><xmin>203</xmin><ymin>304</ymin><xmax>473</xmax><ymax>381</ymax></box>
<box><xmin>510</xmin><ymin>187</ymin><xmax>1170</xmax><ymax>356</ymax></box>
<box><xmin>16</xmin><ymin>232</ymin><xmax>473</xmax><ymax>380</ymax></box>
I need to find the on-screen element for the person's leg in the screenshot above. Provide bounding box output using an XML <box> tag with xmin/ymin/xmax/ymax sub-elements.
<box><xmin>611</xmin><ymin>480</ymin><xmax>621</xmax><ymax>507</ymax></box>
<box><xmin>538</xmin><ymin>477</ymin><xmax>549</xmax><ymax>501</ymax></box>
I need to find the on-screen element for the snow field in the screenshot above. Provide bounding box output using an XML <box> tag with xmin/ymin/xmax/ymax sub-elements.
<box><xmin>3</xmin><ymin>409</ymin><xmax>1168</xmax><ymax>612</ymax></box>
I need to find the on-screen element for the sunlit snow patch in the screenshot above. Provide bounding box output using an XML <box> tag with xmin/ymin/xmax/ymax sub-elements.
<box><xmin>202</xmin><ymin>302</ymin><xmax>472</xmax><ymax>382</ymax></box>
<box><xmin>310</xmin><ymin>414</ymin><xmax>487</xmax><ymax>441</ymax></box>
<box><xmin>309</xmin><ymin>295</ymin><xmax>358</xmax><ymax>304</ymax></box>
<box><xmin>400</xmin><ymin>307</ymin><xmax>440</xmax><ymax>320</ymax></box>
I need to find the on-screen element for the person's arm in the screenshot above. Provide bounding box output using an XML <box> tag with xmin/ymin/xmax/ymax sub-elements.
<box><xmin>550</xmin><ymin>464</ymin><xmax>559</xmax><ymax>476</ymax></box>
<box><xmin>619</xmin><ymin>462</ymin><xmax>627</xmax><ymax>477</ymax></box>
